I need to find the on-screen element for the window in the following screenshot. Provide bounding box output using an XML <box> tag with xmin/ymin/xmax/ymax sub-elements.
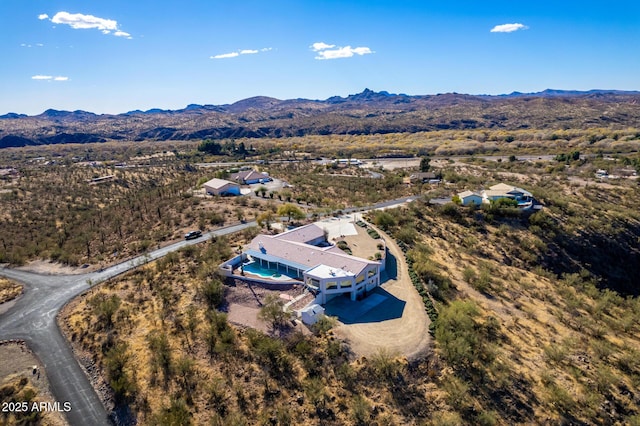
<box><xmin>326</xmin><ymin>281</ymin><xmax>337</xmax><ymax>289</ymax></box>
<box><xmin>356</xmin><ymin>274</ymin><xmax>364</xmax><ymax>283</ymax></box>
<box><xmin>368</xmin><ymin>269</ymin><xmax>376</xmax><ymax>277</ymax></box>
<box><xmin>340</xmin><ymin>279</ymin><xmax>352</xmax><ymax>288</ymax></box>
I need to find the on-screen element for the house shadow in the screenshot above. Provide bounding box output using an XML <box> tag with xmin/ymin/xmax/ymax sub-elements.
<box><xmin>324</xmin><ymin>287</ymin><xmax>406</xmax><ymax>325</ymax></box>
<box><xmin>380</xmin><ymin>249</ymin><xmax>398</xmax><ymax>283</ymax></box>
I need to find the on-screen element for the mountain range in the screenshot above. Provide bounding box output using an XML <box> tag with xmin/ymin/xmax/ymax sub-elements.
<box><xmin>1</xmin><ymin>89</ymin><xmax>639</xmax><ymax>148</ymax></box>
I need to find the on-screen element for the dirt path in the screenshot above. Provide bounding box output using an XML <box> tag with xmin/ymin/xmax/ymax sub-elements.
<box><xmin>332</xmin><ymin>227</ymin><xmax>432</xmax><ymax>360</ymax></box>
<box><xmin>15</xmin><ymin>260</ymin><xmax>94</xmax><ymax>275</ymax></box>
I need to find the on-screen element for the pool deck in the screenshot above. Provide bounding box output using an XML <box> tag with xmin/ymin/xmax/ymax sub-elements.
<box><xmin>231</xmin><ymin>268</ymin><xmax>302</xmax><ymax>286</ymax></box>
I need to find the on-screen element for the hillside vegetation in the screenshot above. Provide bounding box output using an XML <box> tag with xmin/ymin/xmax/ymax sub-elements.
<box><xmin>59</xmin><ymin>153</ymin><xmax>640</xmax><ymax>424</ymax></box>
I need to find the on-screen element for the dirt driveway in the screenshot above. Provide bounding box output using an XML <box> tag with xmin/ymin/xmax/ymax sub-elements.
<box><xmin>329</xmin><ymin>227</ymin><xmax>432</xmax><ymax>360</ymax></box>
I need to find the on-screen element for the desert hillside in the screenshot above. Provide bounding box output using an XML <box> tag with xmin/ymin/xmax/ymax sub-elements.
<box><xmin>2</xmin><ymin>90</ymin><xmax>640</xmax><ymax>148</ymax></box>
<box><xmin>57</xmin><ymin>152</ymin><xmax>640</xmax><ymax>425</ymax></box>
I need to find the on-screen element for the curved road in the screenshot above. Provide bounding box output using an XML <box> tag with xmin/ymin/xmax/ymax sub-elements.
<box><xmin>0</xmin><ymin>221</ymin><xmax>254</xmax><ymax>425</ymax></box>
<box><xmin>0</xmin><ymin>196</ymin><xmax>417</xmax><ymax>425</ymax></box>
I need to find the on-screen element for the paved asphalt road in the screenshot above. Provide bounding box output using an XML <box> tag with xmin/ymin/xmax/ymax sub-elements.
<box><xmin>0</xmin><ymin>221</ymin><xmax>255</xmax><ymax>425</ymax></box>
<box><xmin>0</xmin><ymin>197</ymin><xmax>416</xmax><ymax>425</ymax></box>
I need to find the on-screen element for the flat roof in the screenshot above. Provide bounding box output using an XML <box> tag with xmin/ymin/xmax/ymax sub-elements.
<box><xmin>306</xmin><ymin>264</ymin><xmax>355</xmax><ymax>279</ymax></box>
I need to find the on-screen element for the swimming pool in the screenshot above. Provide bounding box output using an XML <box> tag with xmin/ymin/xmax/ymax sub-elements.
<box><xmin>240</xmin><ymin>261</ymin><xmax>297</xmax><ymax>282</ymax></box>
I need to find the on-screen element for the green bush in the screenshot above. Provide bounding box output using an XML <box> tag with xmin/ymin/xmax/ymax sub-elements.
<box><xmin>200</xmin><ymin>278</ymin><xmax>224</xmax><ymax>309</ymax></box>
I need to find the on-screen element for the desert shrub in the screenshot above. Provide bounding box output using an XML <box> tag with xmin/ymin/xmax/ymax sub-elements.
<box><xmin>367</xmin><ymin>228</ymin><xmax>381</xmax><ymax>239</ymax></box>
<box><xmin>311</xmin><ymin>315</ymin><xmax>336</xmax><ymax>335</ymax></box>
<box><xmin>543</xmin><ymin>344</ymin><xmax>567</xmax><ymax>364</ymax></box>
<box><xmin>147</xmin><ymin>330</ymin><xmax>172</xmax><ymax>385</ymax></box>
<box><xmin>337</xmin><ymin>240</ymin><xmax>349</xmax><ymax>250</ymax></box>
<box><xmin>258</xmin><ymin>293</ymin><xmax>292</xmax><ymax>330</ymax></box>
<box><xmin>350</xmin><ymin>394</ymin><xmax>371</xmax><ymax>426</ymax></box>
<box><xmin>442</xmin><ymin>374</ymin><xmax>471</xmax><ymax>411</ymax></box>
<box><xmin>246</xmin><ymin>329</ymin><xmax>292</xmax><ymax>379</ymax></box>
<box><xmin>151</xmin><ymin>397</ymin><xmax>192</xmax><ymax>426</ymax></box>
<box><xmin>200</xmin><ymin>277</ymin><xmax>224</xmax><ymax>309</ymax></box>
<box><xmin>546</xmin><ymin>382</ymin><xmax>575</xmax><ymax>413</ymax></box>
<box><xmin>373</xmin><ymin>211</ymin><xmax>396</xmax><ymax>230</ymax></box>
<box><xmin>462</xmin><ymin>267</ymin><xmax>477</xmax><ymax>284</ymax></box>
<box><xmin>173</xmin><ymin>356</ymin><xmax>197</xmax><ymax>400</ymax></box>
<box><xmin>435</xmin><ymin>300</ymin><xmax>497</xmax><ymax>373</ymax></box>
<box><xmin>104</xmin><ymin>341</ymin><xmax>137</xmax><ymax>403</ymax></box>
<box><xmin>88</xmin><ymin>293</ymin><xmax>121</xmax><ymax>330</ymax></box>
<box><xmin>396</xmin><ymin>225</ymin><xmax>418</xmax><ymax>245</ymax></box>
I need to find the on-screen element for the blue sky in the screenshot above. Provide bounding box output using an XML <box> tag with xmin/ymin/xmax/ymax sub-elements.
<box><xmin>1</xmin><ymin>0</ymin><xmax>639</xmax><ymax>115</ymax></box>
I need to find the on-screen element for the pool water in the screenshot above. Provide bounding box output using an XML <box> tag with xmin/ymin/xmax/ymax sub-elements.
<box><xmin>241</xmin><ymin>261</ymin><xmax>296</xmax><ymax>281</ymax></box>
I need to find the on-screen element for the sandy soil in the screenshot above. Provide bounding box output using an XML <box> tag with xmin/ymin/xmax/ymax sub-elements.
<box><xmin>362</xmin><ymin>158</ymin><xmax>421</xmax><ymax>170</ymax></box>
<box><xmin>340</xmin><ymin>220</ymin><xmax>382</xmax><ymax>260</ymax></box>
<box><xmin>15</xmin><ymin>260</ymin><xmax>95</xmax><ymax>275</ymax></box>
<box><xmin>223</xmin><ymin>280</ymin><xmax>308</xmax><ymax>335</ymax></box>
<box><xmin>0</xmin><ymin>341</ymin><xmax>68</xmax><ymax>426</ymax></box>
<box><xmin>331</xmin><ymin>227</ymin><xmax>433</xmax><ymax>360</ymax></box>
<box><xmin>567</xmin><ymin>176</ymin><xmax>618</xmax><ymax>189</ymax></box>
<box><xmin>226</xmin><ymin>304</ymin><xmax>270</xmax><ymax>333</ymax></box>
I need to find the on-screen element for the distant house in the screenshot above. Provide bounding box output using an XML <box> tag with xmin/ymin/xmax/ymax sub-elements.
<box><xmin>458</xmin><ymin>190</ymin><xmax>483</xmax><ymax>206</ymax></box>
<box><xmin>409</xmin><ymin>172</ymin><xmax>441</xmax><ymax>184</ymax></box>
<box><xmin>229</xmin><ymin>170</ymin><xmax>272</xmax><ymax>185</ymax></box>
<box><xmin>457</xmin><ymin>183</ymin><xmax>535</xmax><ymax>208</ymax></box>
<box><xmin>204</xmin><ymin>178</ymin><xmax>241</xmax><ymax>196</ymax></box>
<box><xmin>482</xmin><ymin>183</ymin><xmax>533</xmax><ymax>206</ymax></box>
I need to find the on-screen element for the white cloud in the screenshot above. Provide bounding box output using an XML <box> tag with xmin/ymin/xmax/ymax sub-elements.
<box><xmin>43</xmin><ymin>11</ymin><xmax>131</xmax><ymax>38</ymax></box>
<box><xmin>211</xmin><ymin>48</ymin><xmax>272</xmax><ymax>59</ymax></box>
<box><xmin>312</xmin><ymin>43</ymin><xmax>373</xmax><ymax>60</ymax></box>
<box><xmin>490</xmin><ymin>23</ymin><xmax>528</xmax><ymax>33</ymax></box>
<box><xmin>310</xmin><ymin>42</ymin><xmax>335</xmax><ymax>51</ymax></box>
<box><xmin>114</xmin><ymin>30</ymin><xmax>131</xmax><ymax>38</ymax></box>
<box><xmin>31</xmin><ymin>75</ymin><xmax>69</xmax><ymax>81</ymax></box>
<box><xmin>211</xmin><ymin>52</ymin><xmax>240</xmax><ymax>59</ymax></box>
<box><xmin>51</xmin><ymin>11</ymin><xmax>117</xmax><ymax>31</ymax></box>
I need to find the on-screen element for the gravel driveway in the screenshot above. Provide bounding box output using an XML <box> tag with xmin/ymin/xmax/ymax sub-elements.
<box><xmin>329</xmin><ymin>227</ymin><xmax>432</xmax><ymax>360</ymax></box>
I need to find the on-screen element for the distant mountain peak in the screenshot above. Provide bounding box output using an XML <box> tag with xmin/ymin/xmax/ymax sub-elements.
<box><xmin>37</xmin><ymin>109</ymin><xmax>96</xmax><ymax>119</ymax></box>
<box><xmin>2</xmin><ymin>88</ymin><xmax>640</xmax><ymax>149</ymax></box>
<box><xmin>0</xmin><ymin>112</ymin><xmax>27</xmax><ymax>119</ymax></box>
<box><xmin>496</xmin><ymin>88</ymin><xmax>640</xmax><ymax>98</ymax></box>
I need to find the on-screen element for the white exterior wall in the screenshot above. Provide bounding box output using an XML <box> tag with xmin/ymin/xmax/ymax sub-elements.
<box><xmin>304</xmin><ymin>263</ymin><xmax>380</xmax><ymax>304</ymax></box>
